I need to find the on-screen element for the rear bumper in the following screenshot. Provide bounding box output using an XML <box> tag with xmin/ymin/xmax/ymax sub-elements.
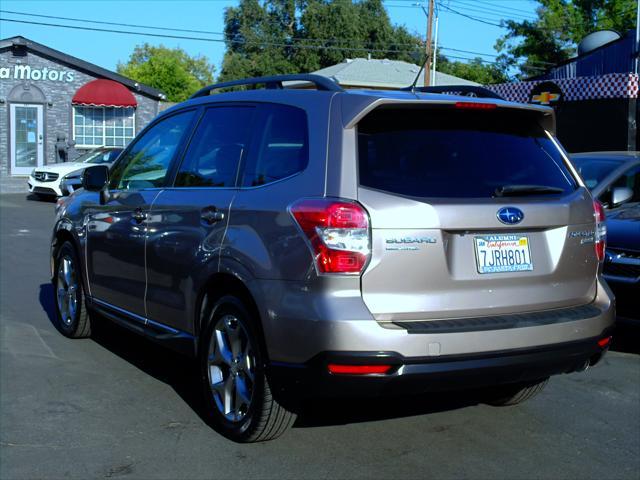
<box><xmin>259</xmin><ymin>277</ymin><xmax>615</xmax><ymax>364</ymax></box>
<box><xmin>269</xmin><ymin>331</ymin><xmax>613</xmax><ymax>398</ymax></box>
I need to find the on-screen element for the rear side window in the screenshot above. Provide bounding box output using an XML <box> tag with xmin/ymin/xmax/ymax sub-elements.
<box><xmin>175</xmin><ymin>106</ymin><xmax>254</xmax><ymax>188</ymax></box>
<box><xmin>358</xmin><ymin>107</ymin><xmax>577</xmax><ymax>198</ymax></box>
<box><xmin>241</xmin><ymin>104</ymin><xmax>308</xmax><ymax>187</ymax></box>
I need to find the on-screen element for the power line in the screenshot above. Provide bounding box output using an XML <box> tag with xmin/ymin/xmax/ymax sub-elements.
<box><xmin>458</xmin><ymin>0</ymin><xmax>539</xmax><ymax>16</ymax></box>
<box><xmin>448</xmin><ymin>0</ymin><xmax>537</xmax><ymax>21</ymax></box>
<box><xmin>3</xmin><ymin>15</ymin><xmax>547</xmax><ymax>70</ymax></box>
<box><xmin>386</xmin><ymin>1</ymin><xmax>533</xmax><ymax>22</ymax></box>
<box><xmin>0</xmin><ymin>12</ymin><xmax>557</xmax><ymax>68</ymax></box>
<box><xmin>0</xmin><ymin>9</ymin><xmax>422</xmax><ymax>49</ymax></box>
<box><xmin>0</xmin><ymin>10</ymin><xmax>517</xmax><ymax>61</ymax></box>
<box><xmin>440</xmin><ymin>46</ymin><xmax>497</xmax><ymax>57</ymax></box>
<box><xmin>0</xmin><ymin>9</ymin><xmax>227</xmax><ymax>36</ymax></box>
<box><xmin>6</xmin><ymin>5</ymin><xmax>595</xmax><ymax>52</ymax></box>
<box><xmin>436</xmin><ymin>2</ymin><xmax>506</xmax><ymax>27</ymax></box>
<box><xmin>0</xmin><ymin>17</ymin><xmax>430</xmax><ymax>55</ymax></box>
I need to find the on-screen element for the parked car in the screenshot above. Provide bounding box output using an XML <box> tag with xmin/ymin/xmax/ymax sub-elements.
<box><xmin>28</xmin><ymin>147</ymin><xmax>122</xmax><ymax>198</ymax></box>
<box><xmin>570</xmin><ymin>152</ymin><xmax>639</xmax><ymax>324</ymax></box>
<box><xmin>51</xmin><ymin>75</ymin><xmax>615</xmax><ymax>443</ymax></box>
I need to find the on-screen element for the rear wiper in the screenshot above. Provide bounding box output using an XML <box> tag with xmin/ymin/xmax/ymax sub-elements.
<box><xmin>494</xmin><ymin>185</ymin><xmax>565</xmax><ymax>197</ymax></box>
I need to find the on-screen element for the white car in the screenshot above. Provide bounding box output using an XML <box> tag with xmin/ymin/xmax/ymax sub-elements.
<box><xmin>28</xmin><ymin>147</ymin><xmax>122</xmax><ymax>198</ymax></box>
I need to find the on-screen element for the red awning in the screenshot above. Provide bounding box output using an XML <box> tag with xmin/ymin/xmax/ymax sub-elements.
<box><xmin>72</xmin><ymin>79</ymin><xmax>137</xmax><ymax>107</ymax></box>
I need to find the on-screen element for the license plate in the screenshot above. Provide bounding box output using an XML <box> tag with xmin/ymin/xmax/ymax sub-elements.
<box><xmin>474</xmin><ymin>234</ymin><xmax>533</xmax><ymax>274</ymax></box>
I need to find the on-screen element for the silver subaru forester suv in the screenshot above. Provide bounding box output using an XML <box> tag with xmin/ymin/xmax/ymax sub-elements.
<box><xmin>51</xmin><ymin>75</ymin><xmax>615</xmax><ymax>442</ymax></box>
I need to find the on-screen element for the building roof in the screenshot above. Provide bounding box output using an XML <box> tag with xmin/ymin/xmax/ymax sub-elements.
<box><xmin>0</xmin><ymin>36</ymin><xmax>165</xmax><ymax>100</ymax></box>
<box><xmin>312</xmin><ymin>57</ymin><xmax>480</xmax><ymax>89</ymax></box>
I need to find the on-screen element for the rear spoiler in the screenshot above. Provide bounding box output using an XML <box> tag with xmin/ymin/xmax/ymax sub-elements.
<box><xmin>402</xmin><ymin>85</ymin><xmax>504</xmax><ymax>100</ymax></box>
<box><xmin>341</xmin><ymin>96</ymin><xmax>556</xmax><ymax>134</ymax></box>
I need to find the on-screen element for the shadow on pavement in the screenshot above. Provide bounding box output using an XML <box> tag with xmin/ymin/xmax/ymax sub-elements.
<box><xmin>88</xmin><ymin>315</ymin><xmax>209</xmax><ymax>425</ymax></box>
<box><xmin>88</xmin><ymin>315</ymin><xmax>483</xmax><ymax>429</ymax></box>
<box><xmin>38</xmin><ymin>282</ymin><xmax>483</xmax><ymax>429</ymax></box>
<box><xmin>294</xmin><ymin>392</ymin><xmax>483</xmax><ymax>428</ymax></box>
<box><xmin>611</xmin><ymin>323</ymin><xmax>640</xmax><ymax>355</ymax></box>
<box><xmin>39</xmin><ymin>283</ymin><xmax>57</xmax><ymax>325</ymax></box>
<box><xmin>39</xmin><ymin>282</ymin><xmax>635</xmax><ymax>430</ymax></box>
<box><xmin>27</xmin><ymin>193</ymin><xmax>57</xmax><ymax>203</ymax></box>
<box><xmin>39</xmin><ymin>282</ymin><xmax>210</xmax><ymax>425</ymax></box>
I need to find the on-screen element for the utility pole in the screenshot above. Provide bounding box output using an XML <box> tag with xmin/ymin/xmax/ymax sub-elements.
<box><xmin>432</xmin><ymin>12</ymin><xmax>439</xmax><ymax>86</ymax></box>
<box><xmin>424</xmin><ymin>0</ymin><xmax>435</xmax><ymax>86</ymax></box>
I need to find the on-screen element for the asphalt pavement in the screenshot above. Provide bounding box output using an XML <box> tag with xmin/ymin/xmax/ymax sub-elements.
<box><xmin>1</xmin><ymin>193</ymin><xmax>639</xmax><ymax>480</ymax></box>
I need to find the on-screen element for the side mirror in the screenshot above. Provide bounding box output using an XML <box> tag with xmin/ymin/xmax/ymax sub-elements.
<box><xmin>611</xmin><ymin>186</ymin><xmax>633</xmax><ymax>207</ymax></box>
<box><xmin>82</xmin><ymin>165</ymin><xmax>109</xmax><ymax>192</ymax></box>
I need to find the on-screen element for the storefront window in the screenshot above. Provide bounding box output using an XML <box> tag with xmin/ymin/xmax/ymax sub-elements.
<box><xmin>73</xmin><ymin>106</ymin><xmax>135</xmax><ymax>148</ymax></box>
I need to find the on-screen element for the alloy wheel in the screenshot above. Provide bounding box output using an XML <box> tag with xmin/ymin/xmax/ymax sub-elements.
<box><xmin>56</xmin><ymin>255</ymin><xmax>78</xmax><ymax>326</ymax></box>
<box><xmin>207</xmin><ymin>314</ymin><xmax>256</xmax><ymax>422</ymax></box>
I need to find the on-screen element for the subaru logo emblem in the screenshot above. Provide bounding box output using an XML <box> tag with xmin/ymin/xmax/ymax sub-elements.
<box><xmin>497</xmin><ymin>207</ymin><xmax>524</xmax><ymax>225</ymax></box>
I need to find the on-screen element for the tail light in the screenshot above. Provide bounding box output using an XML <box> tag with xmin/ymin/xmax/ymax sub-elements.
<box><xmin>593</xmin><ymin>200</ymin><xmax>606</xmax><ymax>262</ymax></box>
<box><xmin>289</xmin><ymin>198</ymin><xmax>371</xmax><ymax>275</ymax></box>
<box><xmin>597</xmin><ymin>336</ymin><xmax>612</xmax><ymax>348</ymax></box>
<box><xmin>328</xmin><ymin>364</ymin><xmax>393</xmax><ymax>375</ymax></box>
<box><xmin>455</xmin><ymin>101</ymin><xmax>497</xmax><ymax>110</ymax></box>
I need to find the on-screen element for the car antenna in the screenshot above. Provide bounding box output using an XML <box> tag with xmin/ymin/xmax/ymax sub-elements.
<box><xmin>409</xmin><ymin>54</ymin><xmax>429</xmax><ymax>93</ymax></box>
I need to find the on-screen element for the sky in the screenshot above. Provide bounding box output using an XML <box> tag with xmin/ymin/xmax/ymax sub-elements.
<box><xmin>0</xmin><ymin>0</ymin><xmax>539</xmax><ymax>75</ymax></box>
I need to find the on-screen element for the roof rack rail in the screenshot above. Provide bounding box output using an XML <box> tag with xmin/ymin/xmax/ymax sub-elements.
<box><xmin>403</xmin><ymin>85</ymin><xmax>504</xmax><ymax>100</ymax></box>
<box><xmin>189</xmin><ymin>74</ymin><xmax>343</xmax><ymax>99</ymax></box>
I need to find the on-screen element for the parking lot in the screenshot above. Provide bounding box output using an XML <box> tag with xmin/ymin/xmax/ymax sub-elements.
<box><xmin>0</xmin><ymin>193</ymin><xmax>638</xmax><ymax>480</ymax></box>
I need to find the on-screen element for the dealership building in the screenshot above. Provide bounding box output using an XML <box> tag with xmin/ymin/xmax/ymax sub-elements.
<box><xmin>0</xmin><ymin>36</ymin><xmax>166</xmax><ymax>193</ymax></box>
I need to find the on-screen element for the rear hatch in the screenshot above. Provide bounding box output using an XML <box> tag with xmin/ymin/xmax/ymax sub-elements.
<box><xmin>356</xmin><ymin>103</ymin><xmax>599</xmax><ymax>322</ymax></box>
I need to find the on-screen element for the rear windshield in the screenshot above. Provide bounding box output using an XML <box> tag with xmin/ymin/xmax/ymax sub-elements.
<box><xmin>357</xmin><ymin>107</ymin><xmax>577</xmax><ymax>198</ymax></box>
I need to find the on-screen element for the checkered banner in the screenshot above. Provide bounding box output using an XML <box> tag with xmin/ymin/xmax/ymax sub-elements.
<box><xmin>486</xmin><ymin>73</ymin><xmax>639</xmax><ymax>103</ymax></box>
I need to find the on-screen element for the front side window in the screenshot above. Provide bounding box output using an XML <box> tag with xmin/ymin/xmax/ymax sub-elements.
<box><xmin>175</xmin><ymin>106</ymin><xmax>255</xmax><ymax>188</ymax></box>
<box><xmin>109</xmin><ymin>110</ymin><xmax>195</xmax><ymax>190</ymax></box>
<box><xmin>82</xmin><ymin>150</ymin><xmax>112</xmax><ymax>164</ymax></box>
<box><xmin>241</xmin><ymin>104</ymin><xmax>308</xmax><ymax>187</ymax></box>
<box><xmin>73</xmin><ymin>106</ymin><xmax>135</xmax><ymax>147</ymax></box>
<box><xmin>75</xmin><ymin>148</ymin><xmax>122</xmax><ymax>164</ymax></box>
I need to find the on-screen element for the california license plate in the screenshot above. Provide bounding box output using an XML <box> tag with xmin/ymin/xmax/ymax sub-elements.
<box><xmin>474</xmin><ymin>234</ymin><xmax>533</xmax><ymax>274</ymax></box>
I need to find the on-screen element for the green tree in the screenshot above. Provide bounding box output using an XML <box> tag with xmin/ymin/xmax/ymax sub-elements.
<box><xmin>117</xmin><ymin>44</ymin><xmax>216</xmax><ymax>102</ymax></box>
<box><xmin>437</xmin><ymin>54</ymin><xmax>509</xmax><ymax>84</ymax></box>
<box><xmin>219</xmin><ymin>0</ymin><xmax>423</xmax><ymax>82</ymax></box>
<box><xmin>496</xmin><ymin>0</ymin><xmax>636</xmax><ymax>79</ymax></box>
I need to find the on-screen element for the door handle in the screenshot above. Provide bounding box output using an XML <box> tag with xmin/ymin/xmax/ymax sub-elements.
<box><xmin>132</xmin><ymin>207</ymin><xmax>147</xmax><ymax>224</ymax></box>
<box><xmin>201</xmin><ymin>207</ymin><xmax>225</xmax><ymax>225</ymax></box>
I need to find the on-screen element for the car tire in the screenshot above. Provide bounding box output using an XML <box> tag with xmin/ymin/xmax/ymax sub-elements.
<box><xmin>486</xmin><ymin>378</ymin><xmax>549</xmax><ymax>406</ymax></box>
<box><xmin>199</xmin><ymin>294</ymin><xmax>296</xmax><ymax>442</ymax></box>
<box><xmin>53</xmin><ymin>241</ymin><xmax>92</xmax><ymax>338</ymax></box>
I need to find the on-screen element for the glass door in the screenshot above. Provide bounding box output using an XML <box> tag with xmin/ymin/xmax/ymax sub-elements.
<box><xmin>10</xmin><ymin>103</ymin><xmax>44</xmax><ymax>176</ymax></box>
